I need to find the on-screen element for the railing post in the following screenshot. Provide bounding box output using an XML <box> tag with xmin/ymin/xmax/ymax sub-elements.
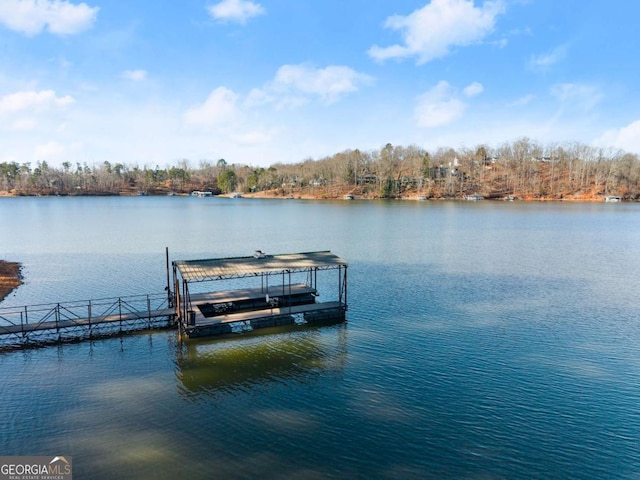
<box><xmin>344</xmin><ymin>265</ymin><xmax>348</xmax><ymax>309</ymax></box>
<box><xmin>166</xmin><ymin>247</ymin><xmax>172</xmax><ymax>306</ymax></box>
<box><xmin>147</xmin><ymin>295</ymin><xmax>152</xmax><ymax>328</ymax></box>
<box><xmin>88</xmin><ymin>300</ymin><xmax>92</xmax><ymax>337</ymax></box>
<box><xmin>2</xmin><ymin>292</ymin><xmax>176</xmax><ymax>348</ymax></box>
<box><xmin>56</xmin><ymin>303</ymin><xmax>61</xmax><ymax>341</ymax></box>
<box><xmin>288</xmin><ymin>270</ymin><xmax>292</xmax><ymax>314</ymax></box>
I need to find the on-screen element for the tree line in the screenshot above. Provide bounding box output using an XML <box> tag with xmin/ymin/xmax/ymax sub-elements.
<box><xmin>1</xmin><ymin>138</ymin><xmax>639</xmax><ymax>200</ymax></box>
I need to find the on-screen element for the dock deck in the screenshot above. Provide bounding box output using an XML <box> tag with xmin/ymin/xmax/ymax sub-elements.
<box><xmin>0</xmin><ymin>250</ymin><xmax>348</xmax><ymax>348</ymax></box>
<box><xmin>185</xmin><ymin>301</ymin><xmax>345</xmax><ymax>337</ymax></box>
<box><xmin>173</xmin><ymin>251</ymin><xmax>348</xmax><ymax>338</ymax></box>
<box><xmin>189</xmin><ymin>284</ymin><xmax>317</xmax><ymax>305</ymax></box>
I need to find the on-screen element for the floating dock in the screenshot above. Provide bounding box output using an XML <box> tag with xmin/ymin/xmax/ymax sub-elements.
<box><xmin>0</xmin><ymin>251</ymin><xmax>348</xmax><ymax>349</ymax></box>
<box><xmin>172</xmin><ymin>251</ymin><xmax>348</xmax><ymax>338</ymax></box>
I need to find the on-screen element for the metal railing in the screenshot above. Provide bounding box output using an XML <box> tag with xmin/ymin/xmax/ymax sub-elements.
<box><xmin>0</xmin><ymin>292</ymin><xmax>176</xmax><ymax>348</ymax></box>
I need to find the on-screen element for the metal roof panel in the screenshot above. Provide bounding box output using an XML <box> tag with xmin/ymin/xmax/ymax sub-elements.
<box><xmin>173</xmin><ymin>251</ymin><xmax>347</xmax><ymax>282</ymax></box>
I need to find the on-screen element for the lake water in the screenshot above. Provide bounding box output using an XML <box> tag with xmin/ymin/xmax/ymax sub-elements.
<box><xmin>1</xmin><ymin>196</ymin><xmax>640</xmax><ymax>479</ymax></box>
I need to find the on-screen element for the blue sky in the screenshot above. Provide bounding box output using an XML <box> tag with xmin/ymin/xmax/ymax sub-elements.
<box><xmin>1</xmin><ymin>0</ymin><xmax>639</xmax><ymax>169</ymax></box>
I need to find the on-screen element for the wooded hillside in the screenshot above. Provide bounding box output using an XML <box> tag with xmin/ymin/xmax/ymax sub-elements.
<box><xmin>2</xmin><ymin>138</ymin><xmax>638</xmax><ymax>200</ymax></box>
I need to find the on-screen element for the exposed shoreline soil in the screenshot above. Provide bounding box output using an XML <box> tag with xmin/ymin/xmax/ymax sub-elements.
<box><xmin>0</xmin><ymin>261</ymin><xmax>23</xmax><ymax>303</ymax></box>
<box><xmin>0</xmin><ymin>188</ymin><xmax>626</xmax><ymax>202</ymax></box>
<box><xmin>235</xmin><ymin>189</ymin><xmax>612</xmax><ymax>202</ymax></box>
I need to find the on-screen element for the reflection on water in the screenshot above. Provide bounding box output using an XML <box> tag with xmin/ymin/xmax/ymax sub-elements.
<box><xmin>175</xmin><ymin>324</ymin><xmax>348</xmax><ymax>398</ymax></box>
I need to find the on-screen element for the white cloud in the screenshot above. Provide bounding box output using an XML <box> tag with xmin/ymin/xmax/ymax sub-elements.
<box><xmin>597</xmin><ymin>120</ymin><xmax>640</xmax><ymax>154</ymax></box>
<box><xmin>0</xmin><ymin>0</ymin><xmax>98</xmax><ymax>36</ymax></box>
<box><xmin>529</xmin><ymin>44</ymin><xmax>568</xmax><ymax>71</ymax></box>
<box><xmin>10</xmin><ymin>118</ymin><xmax>37</xmax><ymax>130</ymax></box>
<box><xmin>244</xmin><ymin>87</ymin><xmax>273</xmax><ymax>107</ymax></box>
<box><xmin>183</xmin><ymin>87</ymin><xmax>239</xmax><ymax>126</ymax></box>
<box><xmin>121</xmin><ymin>69</ymin><xmax>147</xmax><ymax>82</ymax></box>
<box><xmin>551</xmin><ymin>83</ymin><xmax>602</xmax><ymax>112</ymax></box>
<box><xmin>415</xmin><ymin>80</ymin><xmax>467</xmax><ymax>127</ymax></box>
<box><xmin>0</xmin><ymin>90</ymin><xmax>74</xmax><ymax>114</ymax></box>
<box><xmin>463</xmin><ymin>82</ymin><xmax>483</xmax><ymax>97</ymax></box>
<box><xmin>492</xmin><ymin>37</ymin><xmax>508</xmax><ymax>48</ymax></box>
<box><xmin>507</xmin><ymin>94</ymin><xmax>534</xmax><ymax>107</ymax></box>
<box><xmin>368</xmin><ymin>0</ymin><xmax>505</xmax><ymax>64</ymax></box>
<box><xmin>257</xmin><ymin>63</ymin><xmax>373</xmax><ymax>106</ymax></box>
<box><xmin>207</xmin><ymin>0</ymin><xmax>264</xmax><ymax>24</ymax></box>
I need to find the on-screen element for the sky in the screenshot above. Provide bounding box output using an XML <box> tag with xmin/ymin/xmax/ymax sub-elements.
<box><xmin>1</xmin><ymin>0</ymin><xmax>639</xmax><ymax>169</ymax></box>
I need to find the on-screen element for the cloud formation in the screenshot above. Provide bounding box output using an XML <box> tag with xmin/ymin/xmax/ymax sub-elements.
<box><xmin>0</xmin><ymin>0</ymin><xmax>98</xmax><ymax>36</ymax></box>
<box><xmin>250</xmin><ymin>63</ymin><xmax>373</xmax><ymax>107</ymax></box>
<box><xmin>207</xmin><ymin>0</ymin><xmax>264</xmax><ymax>24</ymax></box>
<box><xmin>0</xmin><ymin>90</ymin><xmax>74</xmax><ymax>114</ymax></box>
<box><xmin>415</xmin><ymin>81</ymin><xmax>465</xmax><ymax>127</ymax></box>
<box><xmin>275</xmin><ymin>64</ymin><xmax>373</xmax><ymax>104</ymax></box>
<box><xmin>121</xmin><ymin>69</ymin><xmax>147</xmax><ymax>82</ymax></box>
<box><xmin>598</xmin><ymin>120</ymin><xmax>640</xmax><ymax>154</ymax></box>
<box><xmin>529</xmin><ymin>44</ymin><xmax>568</xmax><ymax>71</ymax></box>
<box><xmin>0</xmin><ymin>90</ymin><xmax>74</xmax><ymax>133</ymax></box>
<box><xmin>368</xmin><ymin>0</ymin><xmax>505</xmax><ymax>64</ymax></box>
<box><xmin>415</xmin><ymin>80</ymin><xmax>482</xmax><ymax>128</ymax></box>
<box><xmin>463</xmin><ymin>81</ymin><xmax>484</xmax><ymax>97</ymax></box>
<box><xmin>183</xmin><ymin>87</ymin><xmax>239</xmax><ymax>126</ymax></box>
<box><xmin>551</xmin><ymin>83</ymin><xmax>602</xmax><ymax>112</ymax></box>
<box><xmin>507</xmin><ymin>94</ymin><xmax>534</xmax><ymax>107</ymax></box>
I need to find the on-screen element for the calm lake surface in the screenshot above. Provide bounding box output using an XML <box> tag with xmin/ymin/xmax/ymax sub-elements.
<box><xmin>1</xmin><ymin>196</ymin><xmax>640</xmax><ymax>479</ymax></box>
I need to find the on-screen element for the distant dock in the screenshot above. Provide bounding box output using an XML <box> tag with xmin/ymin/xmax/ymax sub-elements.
<box><xmin>0</xmin><ymin>250</ymin><xmax>348</xmax><ymax>349</ymax></box>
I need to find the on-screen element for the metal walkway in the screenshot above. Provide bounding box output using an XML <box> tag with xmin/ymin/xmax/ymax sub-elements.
<box><xmin>0</xmin><ymin>293</ymin><xmax>175</xmax><ymax>349</ymax></box>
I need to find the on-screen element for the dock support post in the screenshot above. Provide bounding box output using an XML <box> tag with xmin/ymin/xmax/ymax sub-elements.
<box><xmin>343</xmin><ymin>265</ymin><xmax>348</xmax><ymax>308</ymax></box>
<box><xmin>88</xmin><ymin>301</ymin><xmax>92</xmax><ymax>338</ymax></box>
<box><xmin>288</xmin><ymin>270</ymin><xmax>292</xmax><ymax>314</ymax></box>
<box><xmin>118</xmin><ymin>298</ymin><xmax>123</xmax><ymax>333</ymax></box>
<box><xmin>56</xmin><ymin>303</ymin><xmax>61</xmax><ymax>342</ymax></box>
<box><xmin>147</xmin><ymin>295</ymin><xmax>152</xmax><ymax>328</ymax></box>
<box><xmin>21</xmin><ymin>308</ymin><xmax>26</xmax><ymax>342</ymax></box>
<box><xmin>172</xmin><ymin>263</ymin><xmax>178</xmax><ymax>310</ymax></box>
<box><xmin>166</xmin><ymin>247</ymin><xmax>172</xmax><ymax>307</ymax></box>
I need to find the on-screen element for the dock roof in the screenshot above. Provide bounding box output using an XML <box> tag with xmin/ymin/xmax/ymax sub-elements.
<box><xmin>173</xmin><ymin>251</ymin><xmax>347</xmax><ymax>282</ymax></box>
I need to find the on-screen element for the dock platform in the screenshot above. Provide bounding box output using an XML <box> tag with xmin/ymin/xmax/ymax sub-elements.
<box><xmin>0</xmin><ymin>250</ymin><xmax>348</xmax><ymax>349</ymax></box>
<box><xmin>173</xmin><ymin>251</ymin><xmax>348</xmax><ymax>338</ymax></box>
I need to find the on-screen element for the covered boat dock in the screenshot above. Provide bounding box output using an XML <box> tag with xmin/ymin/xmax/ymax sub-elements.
<box><xmin>172</xmin><ymin>251</ymin><xmax>348</xmax><ymax>338</ymax></box>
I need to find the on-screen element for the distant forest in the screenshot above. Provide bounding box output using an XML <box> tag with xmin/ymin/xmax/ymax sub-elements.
<box><xmin>2</xmin><ymin>138</ymin><xmax>639</xmax><ymax>200</ymax></box>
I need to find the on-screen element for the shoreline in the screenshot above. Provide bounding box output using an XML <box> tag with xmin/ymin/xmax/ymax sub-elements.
<box><xmin>0</xmin><ymin>190</ymin><xmax>629</xmax><ymax>202</ymax></box>
<box><xmin>0</xmin><ymin>261</ymin><xmax>23</xmax><ymax>303</ymax></box>
<box><xmin>235</xmin><ymin>191</ymin><xmax>622</xmax><ymax>202</ymax></box>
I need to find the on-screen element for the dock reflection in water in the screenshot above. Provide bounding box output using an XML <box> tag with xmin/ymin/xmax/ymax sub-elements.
<box><xmin>175</xmin><ymin>323</ymin><xmax>348</xmax><ymax>398</ymax></box>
